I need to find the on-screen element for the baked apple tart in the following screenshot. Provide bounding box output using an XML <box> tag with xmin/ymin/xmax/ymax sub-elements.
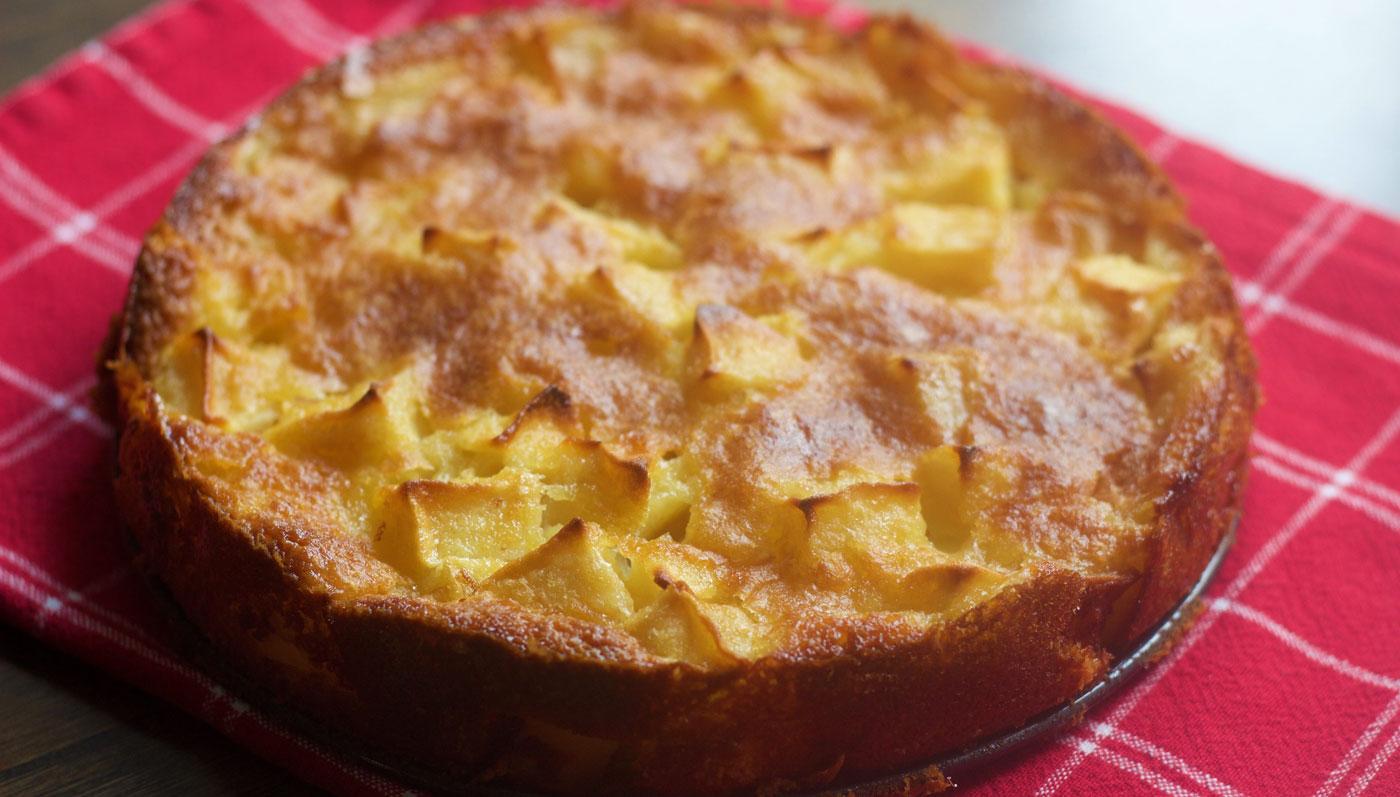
<box><xmin>104</xmin><ymin>3</ymin><xmax>1256</xmax><ymax>793</ymax></box>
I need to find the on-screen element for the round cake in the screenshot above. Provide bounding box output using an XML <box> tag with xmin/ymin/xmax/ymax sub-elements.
<box><xmin>104</xmin><ymin>4</ymin><xmax>1257</xmax><ymax>794</ymax></box>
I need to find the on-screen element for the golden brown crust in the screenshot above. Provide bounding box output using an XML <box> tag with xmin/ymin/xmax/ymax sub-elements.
<box><xmin>106</xmin><ymin>5</ymin><xmax>1256</xmax><ymax>793</ymax></box>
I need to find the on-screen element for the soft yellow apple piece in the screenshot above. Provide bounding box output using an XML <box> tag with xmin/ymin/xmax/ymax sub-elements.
<box><xmin>415</xmin><ymin>408</ymin><xmax>511</xmax><ymax>479</ymax></box>
<box><xmin>574</xmin><ymin>262</ymin><xmax>690</xmax><ymax>334</ymax></box>
<box><xmin>265</xmin><ymin>378</ymin><xmax>426</xmax><ymax>475</ymax></box>
<box><xmin>879</xmin><ymin>351</ymin><xmax>972</xmax><ymax>443</ymax></box>
<box><xmin>1135</xmin><ymin>322</ymin><xmax>1222</xmax><ymax>420</ymax></box>
<box><xmin>375</xmin><ymin>472</ymin><xmax>548</xmax><ymax>593</ymax></box>
<box><xmin>420</xmin><ymin>224</ymin><xmax>510</xmax><ymax>267</ymax></box>
<box><xmin>487</xmin><ymin>520</ymin><xmax>635</xmax><ymax>626</ymax></box>
<box><xmin>153</xmin><ymin>329</ymin><xmax>214</xmax><ymax>422</ymax></box>
<box><xmin>914</xmin><ymin>445</ymin><xmax>969</xmax><ymax>553</ymax></box>
<box><xmin>795</xmin><ymin>480</ymin><xmax>1002</xmax><ymax>614</ymax></box>
<box><xmin>779</xmin><ymin>47</ymin><xmax>889</xmax><ymax>111</ymax></box>
<box><xmin>551</xmin><ymin>197</ymin><xmax>682</xmax><ymax>270</ymax></box>
<box><xmin>1076</xmin><ymin>254</ymin><xmax>1182</xmax><ymax>297</ymax></box>
<box><xmin>639</xmin><ymin>454</ymin><xmax>697</xmax><ymax>540</ymax></box>
<box><xmin>883</xmin><ymin>116</ymin><xmax>1012</xmax><ymax>209</ymax></box>
<box><xmin>797</xmin><ymin>482</ymin><xmax>932</xmax><ymax>586</ymax></box>
<box><xmin>1073</xmin><ymin>254</ymin><xmax>1185</xmax><ymax>352</ymax></box>
<box><xmin>894</xmin><ymin>560</ymin><xmax>1007</xmax><ymax>616</ymax></box>
<box><xmin>543</xmin><ymin>18</ymin><xmax>621</xmax><ymax>85</ymax></box>
<box><xmin>561</xmin><ymin>139</ymin><xmax>614</xmax><ymax>206</ymax></box>
<box><xmin>687</xmin><ymin>303</ymin><xmax>805</xmax><ymax>392</ymax></box>
<box><xmin>500</xmin><ymin>430</ymin><xmax>649</xmax><ymax>532</ymax></box>
<box><xmin>625</xmin><ymin>579</ymin><xmax>735</xmax><ymax>666</ymax></box>
<box><xmin>491</xmin><ymin>388</ymin><xmax>651</xmax><ymax>531</ymax></box>
<box><xmin>691</xmin><ymin>599</ymin><xmax>765</xmax><ymax>661</ymax></box>
<box><xmin>504</xmin><ymin>26</ymin><xmax>562</xmax><ymax>91</ymax></box>
<box><xmin>881</xmin><ymin>203</ymin><xmax>1003</xmax><ymax>295</ymax></box>
<box><xmin>808</xmin><ymin>203</ymin><xmax>1003</xmax><ymax>295</ymax></box>
<box><xmin>631</xmin><ymin>6</ymin><xmax>742</xmax><ymax>62</ymax></box>
<box><xmin>710</xmin><ymin>49</ymin><xmax>806</xmax><ymax>134</ymax></box>
<box><xmin>617</xmin><ymin>537</ymin><xmax>729</xmax><ymax>610</ymax></box>
<box><xmin>153</xmin><ymin>328</ymin><xmax>331</xmax><ymax>431</ymax></box>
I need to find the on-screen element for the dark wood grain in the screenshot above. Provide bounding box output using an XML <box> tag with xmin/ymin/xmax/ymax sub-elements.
<box><xmin>0</xmin><ymin>625</ymin><xmax>318</xmax><ymax>795</ymax></box>
<box><xmin>0</xmin><ymin>0</ymin><xmax>156</xmax><ymax>93</ymax></box>
<box><xmin>0</xmin><ymin>0</ymin><xmax>1393</xmax><ymax>793</ymax></box>
<box><xmin>0</xmin><ymin>1</ymin><xmax>325</xmax><ymax>789</ymax></box>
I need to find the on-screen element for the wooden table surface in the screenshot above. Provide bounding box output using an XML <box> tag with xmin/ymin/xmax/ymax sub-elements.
<box><xmin>2</xmin><ymin>8</ymin><xmax>317</xmax><ymax>796</ymax></box>
<box><xmin>1</xmin><ymin>1</ymin><xmax>1396</xmax><ymax>794</ymax></box>
<box><xmin>0</xmin><ymin>624</ymin><xmax>314</xmax><ymax>795</ymax></box>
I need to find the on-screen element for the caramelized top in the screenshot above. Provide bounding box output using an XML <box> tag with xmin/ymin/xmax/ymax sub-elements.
<box><xmin>129</xmin><ymin>5</ymin><xmax>1229</xmax><ymax>666</ymax></box>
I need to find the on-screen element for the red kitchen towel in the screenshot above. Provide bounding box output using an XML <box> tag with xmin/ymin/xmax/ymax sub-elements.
<box><xmin>2</xmin><ymin>1</ymin><xmax>1399</xmax><ymax>794</ymax></box>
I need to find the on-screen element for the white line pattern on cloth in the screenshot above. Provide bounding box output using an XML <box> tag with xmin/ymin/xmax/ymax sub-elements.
<box><xmin>2</xmin><ymin>2</ymin><xmax>1396</xmax><ymax>794</ymax></box>
<box><xmin>1038</xmin><ymin>408</ymin><xmax>1400</xmax><ymax>795</ymax></box>
<box><xmin>1254</xmin><ymin>433</ymin><xmax>1400</xmax><ymax>513</ymax></box>
<box><xmin>1317</xmin><ymin>693</ymin><xmax>1400</xmax><ymax>797</ymax></box>
<box><xmin>81</xmin><ymin>41</ymin><xmax>227</xmax><ymax>141</ymax></box>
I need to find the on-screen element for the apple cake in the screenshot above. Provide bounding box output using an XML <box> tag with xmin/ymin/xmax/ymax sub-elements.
<box><xmin>103</xmin><ymin>3</ymin><xmax>1256</xmax><ymax>794</ymax></box>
